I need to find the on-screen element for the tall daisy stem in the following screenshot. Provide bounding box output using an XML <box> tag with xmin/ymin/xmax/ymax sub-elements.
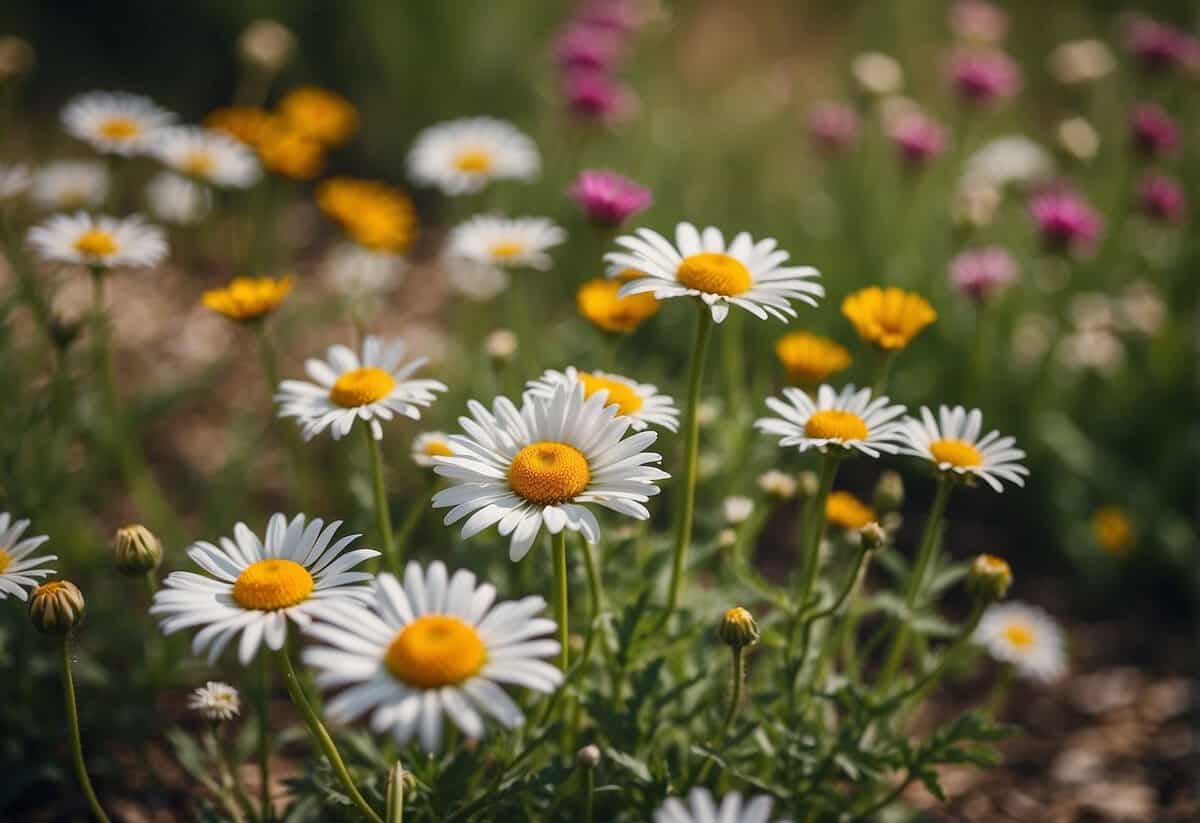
<box><xmin>553</xmin><ymin>530</ymin><xmax>570</xmax><ymax>673</ymax></box>
<box><xmin>664</xmin><ymin>307</ymin><xmax>714</xmax><ymax>621</ymax></box>
<box><xmin>364</xmin><ymin>426</ymin><xmax>398</xmax><ymax>571</ymax></box>
<box><xmin>795</xmin><ymin>454</ymin><xmax>839</xmax><ymax>610</ymax></box>
<box><xmin>256</xmin><ymin>655</ymin><xmax>272</xmax><ymax>821</ymax></box>
<box><xmin>60</xmin><ymin>637</ymin><xmax>112</xmax><ymax>823</ymax></box>
<box><xmin>274</xmin><ymin>648</ymin><xmax>384</xmax><ymax>823</ymax></box>
<box><xmin>694</xmin><ymin>645</ymin><xmax>745</xmax><ymax>785</ymax></box>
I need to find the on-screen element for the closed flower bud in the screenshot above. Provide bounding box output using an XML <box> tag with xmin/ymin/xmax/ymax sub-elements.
<box><xmin>967</xmin><ymin>553</ymin><xmax>1012</xmax><ymax>603</ymax></box>
<box><xmin>718</xmin><ymin>606</ymin><xmax>760</xmax><ymax>649</ymax></box>
<box><xmin>797</xmin><ymin>470</ymin><xmax>820</xmax><ymax>499</ymax></box>
<box><xmin>859</xmin><ymin>521</ymin><xmax>887</xmax><ymax>551</ymax></box>
<box><xmin>484</xmin><ymin>328</ymin><xmax>517</xmax><ymax>362</ymax></box>
<box><xmin>113</xmin><ymin>524</ymin><xmax>162</xmax><ymax>575</ymax></box>
<box><xmin>239</xmin><ymin>20</ymin><xmax>295</xmax><ymax>72</ymax></box>
<box><xmin>873</xmin><ymin>470</ymin><xmax>905</xmax><ymax>513</ymax></box>
<box><xmin>576</xmin><ymin>744</ymin><xmax>602</xmax><ymax>768</ymax></box>
<box><xmin>28</xmin><ymin>580</ymin><xmax>86</xmax><ymax>634</ymax></box>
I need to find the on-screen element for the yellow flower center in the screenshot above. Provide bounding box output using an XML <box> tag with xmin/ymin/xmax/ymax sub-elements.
<box><xmin>1091</xmin><ymin>507</ymin><xmax>1133</xmax><ymax>556</ymax></box>
<box><xmin>825</xmin><ymin>491</ymin><xmax>875</xmax><ymax>530</ymax></box>
<box><xmin>508</xmin><ymin>441</ymin><xmax>591</xmax><ymax>505</ymax></box>
<box><xmin>0</xmin><ymin>548</ymin><xmax>10</xmax><ymax>574</ymax></box>
<box><xmin>385</xmin><ymin>615</ymin><xmax>487</xmax><ymax>688</ymax></box>
<box><xmin>1002</xmin><ymin>623</ymin><xmax>1035</xmax><ymax>649</ymax></box>
<box><xmin>99</xmin><ymin>117</ymin><xmax>140</xmax><ymax>140</ymax></box>
<box><xmin>329</xmin><ymin>367</ymin><xmax>396</xmax><ymax>408</ymax></box>
<box><xmin>578</xmin><ymin>373</ymin><xmax>644</xmax><ymax>416</ymax></box>
<box><xmin>422</xmin><ymin>440</ymin><xmax>455</xmax><ymax>458</ymax></box>
<box><xmin>231</xmin><ymin>559</ymin><xmax>314</xmax><ymax>611</ymax></box>
<box><xmin>183</xmin><ymin>150</ymin><xmax>214</xmax><ymax>176</ymax></box>
<box><xmin>804</xmin><ymin>410</ymin><xmax>868</xmax><ymax>441</ymax></box>
<box><xmin>929</xmin><ymin>438</ymin><xmax>983</xmax><ymax>468</ymax></box>
<box><xmin>490</xmin><ymin>241</ymin><xmax>525</xmax><ymax>260</ymax></box>
<box><xmin>576</xmin><ymin>277</ymin><xmax>659</xmax><ymax>333</ymax></box>
<box><xmin>73</xmin><ymin>229</ymin><xmax>118</xmax><ymax>257</ymax></box>
<box><xmin>33</xmin><ymin>580</ymin><xmax>71</xmax><ymax>597</ymax></box>
<box><xmin>675</xmin><ymin>252</ymin><xmax>753</xmax><ymax>296</ymax></box>
<box><xmin>775</xmin><ymin>332</ymin><xmax>852</xmax><ymax>384</ymax></box>
<box><xmin>454</xmin><ymin>149</ymin><xmax>493</xmax><ymax>173</ymax></box>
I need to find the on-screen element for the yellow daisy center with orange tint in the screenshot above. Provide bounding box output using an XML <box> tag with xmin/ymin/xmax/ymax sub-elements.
<box><xmin>508</xmin><ymin>442</ymin><xmax>591</xmax><ymax>505</ymax></box>
<box><xmin>99</xmin><ymin>117</ymin><xmax>140</xmax><ymax>140</ymax></box>
<box><xmin>183</xmin><ymin>150</ymin><xmax>214</xmax><ymax>177</ymax></box>
<box><xmin>929</xmin><ymin>438</ymin><xmax>983</xmax><ymax>468</ymax></box>
<box><xmin>329</xmin><ymin>367</ymin><xmax>396</xmax><ymax>408</ymax></box>
<box><xmin>232</xmin><ymin>559</ymin><xmax>314</xmax><ymax>611</ymax></box>
<box><xmin>490</xmin><ymin>241</ymin><xmax>525</xmax><ymax>260</ymax></box>
<box><xmin>825</xmin><ymin>491</ymin><xmax>875</xmax><ymax>530</ymax></box>
<box><xmin>73</xmin><ymin>229</ymin><xmax>118</xmax><ymax>257</ymax></box>
<box><xmin>575</xmin><ymin>277</ymin><xmax>659</xmax><ymax>333</ymax></box>
<box><xmin>385</xmin><ymin>615</ymin><xmax>487</xmax><ymax>688</ymax></box>
<box><xmin>0</xmin><ymin>548</ymin><xmax>10</xmax><ymax>574</ymax></box>
<box><xmin>578</xmin><ymin>373</ymin><xmax>643</xmax><ymax>416</ymax></box>
<box><xmin>1002</xmin><ymin>622</ymin><xmax>1035</xmax><ymax>650</ymax></box>
<box><xmin>675</xmin><ymin>252</ymin><xmax>752</xmax><ymax>296</ymax></box>
<box><xmin>422</xmin><ymin>440</ymin><xmax>455</xmax><ymax>459</ymax></box>
<box><xmin>804</xmin><ymin>410</ymin><xmax>868</xmax><ymax>441</ymax></box>
<box><xmin>454</xmin><ymin>149</ymin><xmax>493</xmax><ymax>173</ymax></box>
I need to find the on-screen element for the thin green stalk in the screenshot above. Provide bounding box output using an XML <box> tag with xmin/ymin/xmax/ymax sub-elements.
<box><xmin>256</xmin><ymin>655</ymin><xmax>272</xmax><ymax>822</ymax></box>
<box><xmin>694</xmin><ymin>646</ymin><xmax>745</xmax><ymax>784</ymax></box>
<box><xmin>578</xmin><ymin>536</ymin><xmax>606</xmax><ymax>668</ymax></box>
<box><xmin>797</xmin><ymin>543</ymin><xmax>871</xmax><ymax>704</ymax></box>
<box><xmin>553</xmin><ymin>530</ymin><xmax>569</xmax><ymax>673</ymax></box>
<box><xmin>143</xmin><ymin>571</ymin><xmax>157</xmax><ymax>601</ymax></box>
<box><xmin>582</xmin><ymin>767</ymin><xmax>595</xmax><ymax>823</ymax></box>
<box><xmin>60</xmin><ymin>637</ymin><xmax>112</xmax><ymax>823</ymax></box>
<box><xmin>794</xmin><ymin>454</ymin><xmax>839</xmax><ymax>610</ymax></box>
<box><xmin>890</xmin><ymin>601</ymin><xmax>986</xmax><ymax>710</ymax></box>
<box><xmin>871</xmin><ymin>350</ymin><xmax>896</xmax><ymax>395</ymax></box>
<box><xmin>365</xmin><ymin>426</ymin><xmax>398</xmax><ymax>571</ymax></box>
<box><xmin>274</xmin><ymin>648</ymin><xmax>384</xmax><ymax>823</ymax></box>
<box><xmin>386</xmin><ymin>763</ymin><xmax>405</xmax><ymax>823</ymax></box>
<box><xmin>209</xmin><ymin>724</ymin><xmax>252</xmax><ymax>822</ymax></box>
<box><xmin>983</xmin><ymin>663</ymin><xmax>1014</xmax><ymax>718</ymax></box>
<box><xmin>663</xmin><ymin>306</ymin><xmax>714</xmax><ymax>621</ymax></box>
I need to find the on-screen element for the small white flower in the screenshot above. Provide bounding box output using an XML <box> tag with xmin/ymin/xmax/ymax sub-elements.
<box><xmin>526</xmin><ymin>367</ymin><xmax>679</xmax><ymax>432</ymax></box>
<box><xmin>61</xmin><ymin>91</ymin><xmax>175</xmax><ymax>156</ymax></box>
<box><xmin>723</xmin><ymin>496</ymin><xmax>755</xmax><ymax>524</ymax></box>
<box><xmin>484</xmin><ymin>329</ymin><xmax>518</xmax><ymax>360</ymax></box>
<box><xmin>31</xmin><ymin>161</ymin><xmax>110</xmax><ymax>211</ymax></box>
<box><xmin>962</xmin><ymin>135</ymin><xmax>1053</xmax><ymax>189</ymax></box>
<box><xmin>411</xmin><ymin>432</ymin><xmax>457</xmax><ymax>467</ymax></box>
<box><xmin>655</xmin><ymin>788</ymin><xmax>792</xmax><ymax>823</ymax></box>
<box><xmin>717</xmin><ymin>528</ymin><xmax>738</xmax><ymax>548</ymax></box>
<box><xmin>852</xmin><ymin>52</ymin><xmax>904</xmax><ymax>95</ymax></box>
<box><xmin>756</xmin><ymin>385</ymin><xmax>907</xmax><ymax>458</ymax></box>
<box><xmin>152</xmin><ymin>126</ymin><xmax>261</xmax><ymax>188</ymax></box>
<box><xmin>145</xmin><ymin>172</ymin><xmax>211</xmax><ymax>225</ymax></box>
<box><xmin>28</xmin><ymin>212</ymin><xmax>168</xmax><ymax>269</ymax></box>
<box><xmin>974</xmin><ymin>601</ymin><xmax>1066</xmax><ymax>683</ymax></box>
<box><xmin>0</xmin><ymin>163</ymin><xmax>31</xmax><ymax>201</ymax></box>
<box><xmin>320</xmin><ymin>242</ymin><xmax>407</xmax><ymax>298</ymax></box>
<box><xmin>276</xmin><ymin>335</ymin><xmax>446</xmax><ymax>442</ymax></box>
<box><xmin>0</xmin><ymin>512</ymin><xmax>57</xmax><ymax>602</ymax></box>
<box><xmin>188</xmin><ymin>681</ymin><xmax>241</xmax><ymax>721</ymax></box>
<box><xmin>757</xmin><ymin>469</ymin><xmax>797</xmax><ymax>499</ymax></box>
<box><xmin>445</xmin><ymin>256</ymin><xmax>510</xmax><ymax>302</ymax></box>
<box><xmin>899</xmin><ymin>406</ymin><xmax>1028</xmax><ymax>492</ymax></box>
<box><xmin>447</xmin><ymin>215</ymin><xmax>565</xmax><ymax>270</ymax></box>
<box><xmin>407</xmin><ymin>117</ymin><xmax>540</xmax><ymax>195</ymax></box>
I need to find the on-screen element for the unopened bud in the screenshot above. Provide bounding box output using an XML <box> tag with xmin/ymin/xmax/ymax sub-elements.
<box><xmin>0</xmin><ymin>36</ymin><xmax>35</xmax><ymax>80</ymax></box>
<box><xmin>722</xmin><ymin>496</ymin><xmax>754</xmax><ymax>524</ymax></box>
<box><xmin>576</xmin><ymin>744</ymin><xmax>602</xmax><ymax>768</ymax></box>
<box><xmin>718</xmin><ymin>606</ymin><xmax>760</xmax><ymax>650</ymax></box>
<box><xmin>967</xmin><ymin>553</ymin><xmax>1012</xmax><ymax>603</ymax></box>
<box><xmin>757</xmin><ymin>469</ymin><xmax>797</xmax><ymax>499</ymax></box>
<box><xmin>113</xmin><ymin>524</ymin><xmax>162</xmax><ymax>575</ymax></box>
<box><xmin>484</xmin><ymin>328</ymin><xmax>517</xmax><ymax>362</ymax></box>
<box><xmin>859</xmin><ymin>521</ymin><xmax>887</xmax><ymax>551</ymax></box>
<box><xmin>797</xmin><ymin>470</ymin><xmax>820</xmax><ymax>499</ymax></box>
<box><xmin>716</xmin><ymin>528</ymin><xmax>737</xmax><ymax>549</ymax></box>
<box><xmin>239</xmin><ymin>20</ymin><xmax>295</xmax><ymax>72</ymax></box>
<box><xmin>873</xmin><ymin>470</ymin><xmax>905</xmax><ymax>513</ymax></box>
<box><xmin>28</xmin><ymin>580</ymin><xmax>86</xmax><ymax>634</ymax></box>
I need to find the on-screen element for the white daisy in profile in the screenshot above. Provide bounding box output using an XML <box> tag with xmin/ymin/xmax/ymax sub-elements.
<box><xmin>0</xmin><ymin>163</ymin><xmax>31</xmax><ymax>201</ymax></box>
<box><xmin>30</xmin><ymin>161</ymin><xmax>110</xmax><ymax>210</ymax></box>
<box><xmin>655</xmin><ymin>788</ymin><xmax>792</xmax><ymax>823</ymax></box>
<box><xmin>974</xmin><ymin>601</ymin><xmax>1066</xmax><ymax>682</ymax></box>
<box><xmin>0</xmin><ymin>513</ymin><xmax>57</xmax><ymax>601</ymax></box>
<box><xmin>432</xmin><ymin>380</ymin><xmax>669</xmax><ymax>561</ymax></box>
<box><xmin>407</xmin><ymin>116</ymin><xmax>540</xmax><ymax>195</ymax></box>
<box><xmin>446</xmin><ymin>215</ymin><xmax>565</xmax><ymax>270</ymax></box>
<box><xmin>899</xmin><ymin>405</ymin><xmax>1028</xmax><ymax>492</ymax></box>
<box><xmin>150</xmin><ymin>513</ymin><xmax>378</xmax><ymax>665</ymax></box>
<box><xmin>152</xmin><ymin>126</ymin><xmax>261</xmax><ymax>188</ymax></box>
<box><xmin>755</xmin><ymin>384</ymin><xmax>907</xmax><ymax>457</ymax></box>
<box><xmin>188</xmin><ymin>681</ymin><xmax>241</xmax><ymax>721</ymax></box>
<box><xmin>411</xmin><ymin>432</ymin><xmax>457</xmax><ymax>467</ymax></box>
<box><xmin>303</xmin><ymin>562</ymin><xmax>563</xmax><ymax>753</ymax></box>
<box><xmin>27</xmin><ymin>212</ymin><xmax>168</xmax><ymax>269</ymax></box>
<box><xmin>604</xmin><ymin>222</ymin><xmax>824</xmax><ymax>323</ymax></box>
<box><xmin>275</xmin><ymin>335</ymin><xmax>447</xmax><ymax>441</ymax></box>
<box><xmin>61</xmin><ymin>91</ymin><xmax>175</xmax><ymax>156</ymax></box>
<box><xmin>145</xmin><ymin>172</ymin><xmax>212</xmax><ymax>225</ymax></box>
<box><xmin>526</xmin><ymin>366</ymin><xmax>679</xmax><ymax>432</ymax></box>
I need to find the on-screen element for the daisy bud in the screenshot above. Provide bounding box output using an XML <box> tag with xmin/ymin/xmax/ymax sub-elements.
<box><xmin>967</xmin><ymin>554</ymin><xmax>1012</xmax><ymax>604</ymax></box>
<box><xmin>28</xmin><ymin>580</ymin><xmax>86</xmax><ymax>635</ymax></box>
<box><xmin>239</xmin><ymin>19</ymin><xmax>295</xmax><ymax>72</ymax></box>
<box><xmin>851</xmin><ymin>52</ymin><xmax>904</xmax><ymax>96</ymax></box>
<box><xmin>859</xmin><ymin>521</ymin><xmax>887</xmax><ymax>551</ymax></box>
<box><xmin>797</xmin><ymin>470</ymin><xmax>821</xmax><ymax>499</ymax></box>
<box><xmin>0</xmin><ymin>36</ymin><xmax>35</xmax><ymax>80</ymax></box>
<box><xmin>484</xmin><ymin>328</ymin><xmax>518</xmax><ymax>362</ymax></box>
<box><xmin>757</xmin><ymin>469</ymin><xmax>797</xmax><ymax>499</ymax></box>
<box><xmin>722</xmin><ymin>496</ymin><xmax>754</xmax><ymax>525</ymax></box>
<box><xmin>576</xmin><ymin>744</ymin><xmax>602</xmax><ymax>769</ymax></box>
<box><xmin>873</xmin><ymin>470</ymin><xmax>905</xmax><ymax>513</ymax></box>
<box><xmin>113</xmin><ymin>524</ymin><xmax>163</xmax><ymax>576</ymax></box>
<box><xmin>718</xmin><ymin>606</ymin><xmax>760</xmax><ymax>650</ymax></box>
<box><xmin>716</xmin><ymin>529</ymin><xmax>737</xmax><ymax>549</ymax></box>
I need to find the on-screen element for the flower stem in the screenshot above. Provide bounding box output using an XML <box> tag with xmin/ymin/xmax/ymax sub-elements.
<box><xmin>795</xmin><ymin>454</ymin><xmax>839</xmax><ymax>610</ymax></box>
<box><xmin>386</xmin><ymin>763</ymin><xmax>405</xmax><ymax>823</ymax></box>
<box><xmin>364</xmin><ymin>426</ymin><xmax>398</xmax><ymax>572</ymax></box>
<box><xmin>663</xmin><ymin>306</ymin><xmax>714</xmax><ymax>621</ymax></box>
<box><xmin>582</xmin><ymin>766</ymin><xmax>595</xmax><ymax>823</ymax></box>
<box><xmin>256</xmin><ymin>654</ymin><xmax>272</xmax><ymax>822</ymax></box>
<box><xmin>553</xmin><ymin>530</ymin><xmax>570</xmax><ymax>673</ymax></box>
<box><xmin>274</xmin><ymin>648</ymin><xmax>384</xmax><ymax>823</ymax></box>
<box><xmin>60</xmin><ymin>637</ymin><xmax>112</xmax><ymax>823</ymax></box>
<box><xmin>694</xmin><ymin>645</ymin><xmax>745</xmax><ymax>785</ymax></box>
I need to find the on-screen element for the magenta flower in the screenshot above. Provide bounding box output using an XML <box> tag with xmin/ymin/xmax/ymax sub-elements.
<box><xmin>948</xmin><ymin>0</ymin><xmax>1009</xmax><ymax>44</ymax></box>
<box><xmin>1029</xmin><ymin>188</ymin><xmax>1103</xmax><ymax>254</ymax></box>
<box><xmin>889</xmin><ymin>112</ymin><xmax>948</xmax><ymax>166</ymax></box>
<box><xmin>555</xmin><ymin>24</ymin><xmax>624</xmax><ymax>71</ymax></box>
<box><xmin>808</xmin><ymin>102</ymin><xmax>861</xmax><ymax>152</ymax></box>
<box><xmin>569</xmin><ymin>170</ymin><xmax>652</xmax><ymax>225</ymax></box>
<box><xmin>1138</xmin><ymin>174</ymin><xmax>1186</xmax><ymax>223</ymax></box>
<box><xmin>1124</xmin><ymin>16</ymin><xmax>1200</xmax><ymax>74</ymax></box>
<box><xmin>1131</xmin><ymin>103</ymin><xmax>1179</xmax><ymax>158</ymax></box>
<box><xmin>949</xmin><ymin>246</ymin><xmax>1019</xmax><ymax>302</ymax></box>
<box><xmin>563</xmin><ymin>69</ymin><xmax>637</xmax><ymax>123</ymax></box>
<box><xmin>949</xmin><ymin>50</ymin><xmax>1022</xmax><ymax>105</ymax></box>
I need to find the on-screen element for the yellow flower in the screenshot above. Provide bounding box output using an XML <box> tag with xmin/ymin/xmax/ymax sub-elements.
<box><xmin>842</xmin><ymin>286</ymin><xmax>937</xmax><ymax>351</ymax></box>
<box><xmin>576</xmin><ymin>273</ymin><xmax>659</xmax><ymax>333</ymax></box>
<box><xmin>825</xmin><ymin>491</ymin><xmax>875</xmax><ymax>530</ymax></box>
<box><xmin>205</xmin><ymin>106</ymin><xmax>278</xmax><ymax>148</ymax></box>
<box><xmin>257</xmin><ymin>126</ymin><xmax>324</xmax><ymax>180</ymax></box>
<box><xmin>202</xmin><ymin>275</ymin><xmax>293</xmax><ymax>322</ymax></box>
<box><xmin>316</xmin><ymin>177</ymin><xmax>417</xmax><ymax>254</ymax></box>
<box><xmin>278</xmin><ymin>86</ymin><xmax>358</xmax><ymax>146</ymax></box>
<box><xmin>774</xmin><ymin>331</ymin><xmax>851</xmax><ymax>384</ymax></box>
<box><xmin>1091</xmin><ymin>506</ymin><xmax>1133</xmax><ymax>557</ymax></box>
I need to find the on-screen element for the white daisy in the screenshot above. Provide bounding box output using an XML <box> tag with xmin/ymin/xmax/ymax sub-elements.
<box><xmin>151</xmin><ymin>126</ymin><xmax>261</xmax><ymax>188</ymax></box>
<box><xmin>445</xmin><ymin>256</ymin><xmax>509</xmax><ymax>302</ymax></box>
<box><xmin>655</xmin><ymin>788</ymin><xmax>792</xmax><ymax>823</ymax></box>
<box><xmin>321</xmin><ymin>242</ymin><xmax>407</xmax><ymax>298</ymax></box>
<box><xmin>412</xmin><ymin>432</ymin><xmax>457</xmax><ymax>467</ymax></box>
<box><xmin>61</xmin><ymin>91</ymin><xmax>175</xmax><ymax>156</ymax></box>
<box><xmin>432</xmin><ymin>380</ymin><xmax>669</xmax><ymax>561</ymax></box>
<box><xmin>302</xmin><ymin>562</ymin><xmax>563</xmax><ymax>753</ymax></box>
<box><xmin>899</xmin><ymin>405</ymin><xmax>1028</xmax><ymax>492</ymax></box>
<box><xmin>406</xmin><ymin>116</ymin><xmax>540</xmax><ymax>195</ymax></box>
<box><xmin>188</xmin><ymin>681</ymin><xmax>241</xmax><ymax>721</ymax></box>
<box><xmin>275</xmin><ymin>335</ymin><xmax>447</xmax><ymax>441</ymax></box>
<box><xmin>145</xmin><ymin>172</ymin><xmax>211</xmax><ymax>225</ymax></box>
<box><xmin>974</xmin><ymin>601</ymin><xmax>1066</xmax><ymax>683</ymax></box>
<box><xmin>27</xmin><ymin>212</ymin><xmax>168</xmax><ymax>269</ymax></box>
<box><xmin>755</xmin><ymin>384</ymin><xmax>907</xmax><ymax>458</ymax></box>
<box><xmin>0</xmin><ymin>512</ymin><xmax>57</xmax><ymax>602</ymax></box>
<box><xmin>446</xmin><ymin>215</ymin><xmax>565</xmax><ymax>270</ymax></box>
<box><xmin>30</xmin><ymin>161</ymin><xmax>110</xmax><ymax>210</ymax></box>
<box><xmin>150</xmin><ymin>513</ymin><xmax>378</xmax><ymax>665</ymax></box>
<box><xmin>604</xmin><ymin>222</ymin><xmax>824</xmax><ymax>324</ymax></box>
<box><xmin>526</xmin><ymin>366</ymin><xmax>679</xmax><ymax>432</ymax></box>
<box><xmin>0</xmin><ymin>163</ymin><xmax>31</xmax><ymax>201</ymax></box>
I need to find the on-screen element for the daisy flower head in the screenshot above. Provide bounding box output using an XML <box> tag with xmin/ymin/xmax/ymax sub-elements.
<box><xmin>774</xmin><ymin>331</ymin><xmax>851</xmax><ymax>385</ymax></box>
<box><xmin>432</xmin><ymin>380</ymin><xmax>669</xmax><ymax>561</ymax></box>
<box><xmin>755</xmin><ymin>384</ymin><xmax>907</xmax><ymax>458</ymax></box>
<box><xmin>145</xmin><ymin>172</ymin><xmax>212</xmax><ymax>225</ymax></box>
<box><xmin>276</xmin><ymin>335</ymin><xmax>446</xmax><ymax>442</ymax></box>
<box><xmin>842</xmin><ymin>286</ymin><xmax>937</xmax><ymax>351</ymax></box>
<box><xmin>412</xmin><ymin>431</ymin><xmax>457</xmax><ymax>468</ymax></box>
<box><xmin>322</xmin><ymin>242</ymin><xmax>408</xmax><ymax>298</ymax></box>
<box><xmin>526</xmin><ymin>366</ymin><xmax>679</xmax><ymax>432</ymax></box>
<box><xmin>899</xmin><ymin>405</ymin><xmax>1028</xmax><ymax>492</ymax></box>
<box><xmin>407</xmin><ymin>117</ymin><xmax>540</xmax><ymax>196</ymax></box>
<box><xmin>151</xmin><ymin>126</ymin><xmax>261</xmax><ymax>188</ymax></box>
<box><xmin>202</xmin><ymin>275</ymin><xmax>293</xmax><ymax>323</ymax></box>
<box><xmin>257</xmin><ymin>126</ymin><xmax>325</xmax><ymax>180</ymax></box>
<box><xmin>576</xmin><ymin>274</ymin><xmax>659</xmax><ymax>333</ymax></box>
<box><xmin>0</xmin><ymin>163</ymin><xmax>31</xmax><ymax>201</ymax></box>
<box><xmin>974</xmin><ymin>601</ymin><xmax>1066</xmax><ymax>682</ymax></box>
<box><xmin>30</xmin><ymin>161</ymin><xmax>110</xmax><ymax>210</ymax></box>
<box><xmin>0</xmin><ymin>513</ymin><xmax>57</xmax><ymax>601</ymax></box>
<box><xmin>150</xmin><ymin>513</ymin><xmax>378</xmax><ymax>665</ymax></box>
<box><xmin>28</xmin><ymin>212</ymin><xmax>167</xmax><ymax>270</ymax></box>
<box><xmin>447</xmin><ymin>215</ymin><xmax>565</xmax><ymax>270</ymax></box>
<box><xmin>278</xmin><ymin>86</ymin><xmax>358</xmax><ymax>146</ymax></box>
<box><xmin>61</xmin><ymin>91</ymin><xmax>175</xmax><ymax>156</ymax></box>
<box><xmin>303</xmin><ymin>563</ymin><xmax>562</xmax><ymax>753</ymax></box>
<box><xmin>655</xmin><ymin>788</ymin><xmax>792</xmax><ymax>823</ymax></box>
<box><xmin>826</xmin><ymin>490</ymin><xmax>875</xmax><ymax>530</ymax></box>
<box><xmin>604</xmin><ymin>222</ymin><xmax>823</xmax><ymax>324</ymax></box>
<box><xmin>205</xmin><ymin>106</ymin><xmax>278</xmax><ymax>149</ymax></box>
<box><xmin>316</xmin><ymin>177</ymin><xmax>417</xmax><ymax>254</ymax></box>
<box><xmin>188</xmin><ymin>681</ymin><xmax>241</xmax><ymax>721</ymax></box>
